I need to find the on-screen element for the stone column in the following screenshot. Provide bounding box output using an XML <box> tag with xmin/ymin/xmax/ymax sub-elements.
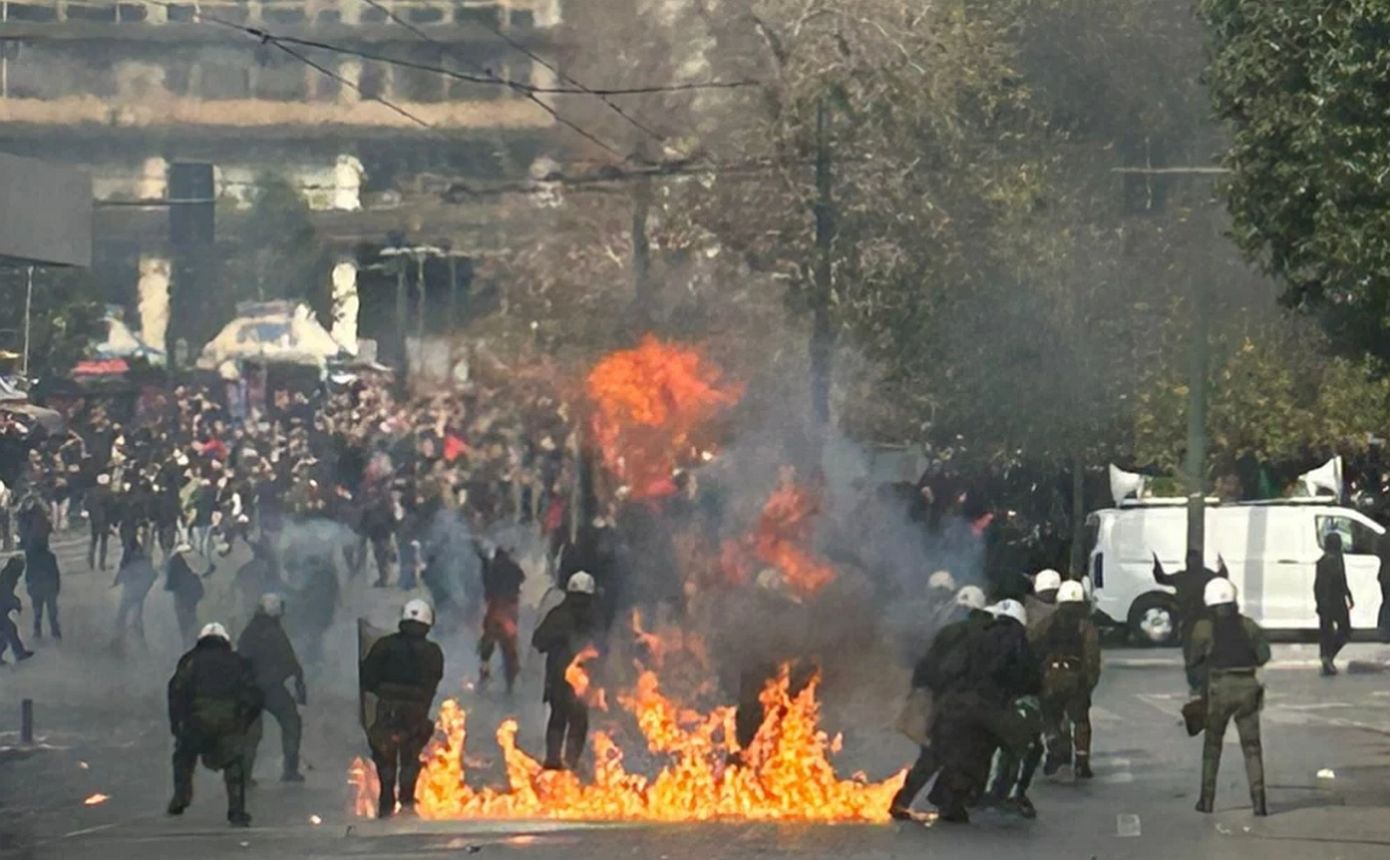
<box><xmin>331</xmin><ymin>260</ymin><xmax>360</xmax><ymax>354</ymax></box>
<box><xmin>137</xmin><ymin>255</ymin><xmax>172</xmax><ymax>361</ymax></box>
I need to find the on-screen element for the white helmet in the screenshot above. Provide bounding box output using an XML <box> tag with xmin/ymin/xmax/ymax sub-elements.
<box><xmin>954</xmin><ymin>585</ymin><xmax>987</xmax><ymax>610</ymax></box>
<box><xmin>402</xmin><ymin>598</ymin><xmax>435</xmax><ymax>626</ymax></box>
<box><xmin>1204</xmin><ymin>577</ymin><xmax>1237</xmax><ymax>607</ymax></box>
<box><xmin>258</xmin><ymin>593</ymin><xmax>285</xmax><ymax>618</ymax></box>
<box><xmin>928</xmin><ymin>570</ymin><xmax>957</xmax><ymax>591</ymax></box>
<box><xmin>567</xmin><ymin>571</ymin><xmax>597</xmax><ymax>595</ymax></box>
<box><xmin>990</xmin><ymin>599</ymin><xmax>1028</xmax><ymax>626</ymax></box>
<box><xmin>1057</xmin><ymin>581</ymin><xmax>1087</xmax><ymax>604</ymax></box>
<box><xmin>1033</xmin><ymin>569</ymin><xmax>1062</xmax><ymax>593</ymax></box>
<box><xmin>198</xmin><ymin>622</ymin><xmax>230</xmax><ymax>642</ymax></box>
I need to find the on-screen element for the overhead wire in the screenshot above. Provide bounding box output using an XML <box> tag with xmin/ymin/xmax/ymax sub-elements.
<box><xmin>356</xmin><ymin>0</ymin><xmax>625</xmax><ymax>158</ymax></box>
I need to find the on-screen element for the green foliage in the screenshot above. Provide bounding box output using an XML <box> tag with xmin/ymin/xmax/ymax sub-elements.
<box><xmin>221</xmin><ymin>174</ymin><xmax>330</xmax><ymax>310</ymax></box>
<box><xmin>0</xmin><ymin>265</ymin><xmax>104</xmax><ymax>379</ymax></box>
<box><xmin>1200</xmin><ymin>0</ymin><xmax>1390</xmax><ymax>363</ymax></box>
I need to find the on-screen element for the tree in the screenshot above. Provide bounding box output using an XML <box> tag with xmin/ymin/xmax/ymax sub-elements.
<box><xmin>0</xmin><ymin>265</ymin><xmax>104</xmax><ymax>380</ymax></box>
<box><xmin>1201</xmin><ymin>0</ymin><xmax>1390</xmax><ymax>364</ymax></box>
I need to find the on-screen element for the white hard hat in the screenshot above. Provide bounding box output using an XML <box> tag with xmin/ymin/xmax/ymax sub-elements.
<box><xmin>96</xmin><ymin>473</ymin><xmax>111</xmax><ymax>486</ymax></box>
<box><xmin>198</xmin><ymin>622</ymin><xmax>230</xmax><ymax>642</ymax></box>
<box><xmin>955</xmin><ymin>585</ymin><xmax>987</xmax><ymax>610</ymax></box>
<box><xmin>1033</xmin><ymin>569</ymin><xmax>1062</xmax><ymax>593</ymax></box>
<box><xmin>258</xmin><ymin>593</ymin><xmax>285</xmax><ymax>618</ymax></box>
<box><xmin>1204</xmin><ymin>577</ymin><xmax>1237</xmax><ymax>607</ymax></box>
<box><xmin>402</xmin><ymin>598</ymin><xmax>435</xmax><ymax>626</ymax></box>
<box><xmin>990</xmin><ymin>599</ymin><xmax>1028</xmax><ymax>626</ymax></box>
<box><xmin>1057</xmin><ymin>580</ymin><xmax>1087</xmax><ymax>604</ymax></box>
<box><xmin>928</xmin><ymin>570</ymin><xmax>957</xmax><ymax>591</ymax></box>
<box><xmin>567</xmin><ymin>571</ymin><xmax>597</xmax><ymax>595</ymax></box>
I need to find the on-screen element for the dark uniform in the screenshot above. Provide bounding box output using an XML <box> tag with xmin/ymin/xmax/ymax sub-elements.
<box><xmin>0</xmin><ymin>556</ymin><xmax>32</xmax><ymax>662</ymax></box>
<box><xmin>1187</xmin><ymin>603</ymin><xmax>1271</xmax><ymax>816</ymax></box>
<box><xmin>84</xmin><ymin>481</ymin><xmax>114</xmax><ymax>571</ymax></box>
<box><xmin>1314</xmin><ymin>534</ymin><xmax>1354</xmax><ymax>674</ymax></box>
<box><xmin>23</xmin><ymin>542</ymin><xmax>60</xmax><ymax>640</ymax></box>
<box><xmin>361</xmin><ymin>619</ymin><xmax>444</xmax><ymax>817</ymax></box>
<box><xmin>1031</xmin><ymin>600</ymin><xmax>1101</xmax><ymax>777</ymax></box>
<box><xmin>167</xmin><ymin>632</ymin><xmax>263</xmax><ymax>826</ymax></box>
<box><xmin>237</xmin><ymin>610</ymin><xmax>306</xmax><ymax>781</ymax></box>
<box><xmin>166</xmin><ymin>551</ymin><xmax>207</xmax><ymax>647</ymax></box>
<box><xmin>890</xmin><ymin>607</ymin><xmax>993</xmax><ymax>818</ymax></box>
<box><xmin>531</xmin><ymin>591</ymin><xmax>599</xmax><ymax>770</ymax></box>
<box><xmin>927</xmin><ymin>610</ymin><xmax>1041</xmax><ymax>823</ymax></box>
<box><xmin>477</xmin><ymin>546</ymin><xmax>525</xmax><ymax>693</ymax></box>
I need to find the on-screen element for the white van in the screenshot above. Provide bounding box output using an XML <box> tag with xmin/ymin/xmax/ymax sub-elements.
<box><xmin>1086</xmin><ymin>501</ymin><xmax>1385</xmax><ymax>644</ymax></box>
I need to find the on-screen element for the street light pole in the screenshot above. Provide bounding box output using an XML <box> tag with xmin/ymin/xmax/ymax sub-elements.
<box><xmin>21</xmin><ymin>265</ymin><xmax>33</xmax><ymax>377</ymax></box>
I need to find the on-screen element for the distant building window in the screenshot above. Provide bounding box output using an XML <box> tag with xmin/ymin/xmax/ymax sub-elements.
<box><xmin>359</xmin><ymin>64</ymin><xmax>387</xmax><ymax>100</ymax></box>
<box><xmin>5</xmin><ymin>4</ymin><xmax>59</xmax><ymax>22</ymax></box>
<box><xmin>201</xmin><ymin>63</ymin><xmax>252</xmax><ymax>100</ymax></box>
<box><xmin>409</xmin><ymin>6</ymin><xmax>445</xmax><ymax>25</ymax></box>
<box><xmin>457</xmin><ymin>5</ymin><xmax>502</xmax><ymax>27</ymax></box>
<box><xmin>263</xmin><ymin>7</ymin><xmax>305</xmax><ymax>26</ymax></box>
<box><xmin>255</xmin><ymin>54</ymin><xmax>309</xmax><ymax>101</ymax></box>
<box><xmin>511</xmin><ymin>10</ymin><xmax>535</xmax><ymax>29</ymax></box>
<box><xmin>66</xmin><ymin>4</ymin><xmax>119</xmax><ymax>23</ymax></box>
<box><xmin>166</xmin><ymin>4</ymin><xmax>196</xmax><ymax>22</ymax></box>
<box><xmin>396</xmin><ymin>47</ymin><xmax>446</xmax><ymax>103</ymax></box>
<box><xmin>117</xmin><ymin>3</ymin><xmax>148</xmax><ymax>22</ymax></box>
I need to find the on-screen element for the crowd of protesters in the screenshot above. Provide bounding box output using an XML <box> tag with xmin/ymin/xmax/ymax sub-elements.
<box><xmin>0</xmin><ymin>371</ymin><xmax>577</xmax><ymax>663</ymax></box>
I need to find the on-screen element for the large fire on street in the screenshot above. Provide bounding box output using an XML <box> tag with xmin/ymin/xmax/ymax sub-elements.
<box><xmin>349</xmin><ymin>664</ymin><xmax>903</xmax><ymax>822</ymax></box>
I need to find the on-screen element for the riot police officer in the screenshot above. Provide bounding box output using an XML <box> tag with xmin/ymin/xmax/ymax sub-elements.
<box><xmin>1034</xmin><ymin>580</ymin><xmax>1101</xmax><ymax>778</ymax></box>
<box><xmin>361</xmin><ymin>599</ymin><xmax>444</xmax><ymax>818</ymax></box>
<box><xmin>1187</xmin><ymin>578</ymin><xmax>1270</xmax><ymax>816</ymax></box>
<box><xmin>167</xmin><ymin>622</ymin><xmax>263</xmax><ymax>827</ymax></box>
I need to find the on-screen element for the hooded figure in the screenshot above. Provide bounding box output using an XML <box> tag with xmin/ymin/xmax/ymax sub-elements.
<box><xmin>23</xmin><ymin>541</ymin><xmax>60</xmax><ymax>640</ymax></box>
<box><xmin>1314</xmin><ymin>532</ymin><xmax>1355</xmax><ymax>675</ymax></box>
<box><xmin>0</xmin><ymin>556</ymin><xmax>32</xmax><ymax>662</ymax></box>
<box><xmin>166</xmin><ymin>544</ymin><xmax>211</xmax><ymax>647</ymax></box>
<box><xmin>238</xmin><ymin>594</ymin><xmax>306</xmax><ymax>783</ymax></box>
<box><xmin>113</xmin><ymin>539</ymin><xmax>158</xmax><ymax>644</ymax></box>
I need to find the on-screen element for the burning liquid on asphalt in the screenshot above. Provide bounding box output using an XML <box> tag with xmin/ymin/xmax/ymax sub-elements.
<box><xmin>348</xmin><ymin>664</ymin><xmax>903</xmax><ymax>822</ymax></box>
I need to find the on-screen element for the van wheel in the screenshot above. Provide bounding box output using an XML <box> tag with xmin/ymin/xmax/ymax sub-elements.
<box><xmin>1128</xmin><ymin>594</ymin><xmax>1180</xmax><ymax>647</ymax></box>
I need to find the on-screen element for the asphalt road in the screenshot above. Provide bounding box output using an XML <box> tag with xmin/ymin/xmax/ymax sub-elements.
<box><xmin>2</xmin><ymin>530</ymin><xmax>1388</xmax><ymax>859</ymax></box>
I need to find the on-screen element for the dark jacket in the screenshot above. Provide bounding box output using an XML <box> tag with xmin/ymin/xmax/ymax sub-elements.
<box><xmin>167</xmin><ymin>636</ymin><xmax>263</xmax><ymax>734</ymax></box>
<box><xmin>0</xmin><ymin>557</ymin><xmax>22</xmax><ymax>616</ymax></box>
<box><xmin>1153</xmin><ymin>558</ymin><xmax>1228</xmax><ymax>632</ymax></box>
<box><xmin>23</xmin><ymin>545</ymin><xmax>60</xmax><ymax>596</ymax></box>
<box><xmin>1314</xmin><ymin>553</ymin><xmax>1353</xmax><ymax>615</ymax></box>
<box><xmin>914</xmin><ymin>608</ymin><xmax>992</xmax><ymax>692</ymax></box>
<box><xmin>237</xmin><ymin>613</ymin><xmax>303</xmax><ymax>690</ymax></box>
<box><xmin>361</xmin><ymin>620</ymin><xmax>444</xmax><ymax>704</ymax></box>
<box><xmin>532</xmin><ymin>593</ymin><xmax>598</xmax><ymax>699</ymax></box>
<box><xmin>1186</xmin><ymin>606</ymin><xmax>1271</xmax><ymax>686</ymax></box>
<box><xmin>482</xmin><ymin>548</ymin><xmax>526</xmax><ymax>602</ymax></box>
<box><xmin>165</xmin><ymin>553</ymin><xmax>205</xmax><ymax>605</ymax></box>
<box><xmin>1030</xmin><ymin>602</ymin><xmax>1102</xmax><ymax>689</ymax></box>
<box><xmin>975</xmin><ymin>617</ymin><xmax>1043</xmax><ymax>704</ymax></box>
<box><xmin>85</xmin><ymin>486</ymin><xmax>115</xmax><ymax>527</ymax></box>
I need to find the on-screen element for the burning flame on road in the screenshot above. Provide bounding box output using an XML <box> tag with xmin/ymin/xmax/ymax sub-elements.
<box><xmin>565</xmin><ymin>645</ymin><xmax>609</xmax><ymax>711</ymax></box>
<box><xmin>586</xmin><ymin>336</ymin><xmax>742</xmax><ymax>499</ymax></box>
<box><xmin>83</xmin><ymin>793</ymin><xmax>109</xmax><ymax>806</ymax></box>
<box><xmin>349</xmin><ymin>666</ymin><xmax>901</xmax><ymax>822</ymax></box>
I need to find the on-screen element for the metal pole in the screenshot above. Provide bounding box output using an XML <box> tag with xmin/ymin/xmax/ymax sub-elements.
<box><xmin>21</xmin><ymin>265</ymin><xmax>33</xmax><ymax>377</ymax></box>
<box><xmin>415</xmin><ymin>253</ymin><xmax>427</xmax><ymax>377</ymax></box>
<box><xmin>1185</xmin><ymin>275</ymin><xmax>1209</xmax><ymax>560</ymax></box>
<box><xmin>20</xmin><ymin>698</ymin><xmax>33</xmax><ymax>745</ymax></box>
<box><xmin>446</xmin><ymin>255</ymin><xmax>458</xmax><ymax>381</ymax></box>
<box><xmin>810</xmin><ymin>99</ymin><xmax>835</xmax><ymax>442</ymax></box>
<box><xmin>394</xmin><ymin>258</ymin><xmax>407</xmax><ymax>374</ymax></box>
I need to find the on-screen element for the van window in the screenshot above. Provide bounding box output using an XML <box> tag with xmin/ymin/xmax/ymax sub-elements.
<box><xmin>1315</xmin><ymin>515</ymin><xmax>1379</xmax><ymax>554</ymax></box>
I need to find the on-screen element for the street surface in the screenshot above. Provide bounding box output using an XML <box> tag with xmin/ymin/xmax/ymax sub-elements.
<box><xmin>2</xmin><ymin>531</ymin><xmax>1388</xmax><ymax>859</ymax></box>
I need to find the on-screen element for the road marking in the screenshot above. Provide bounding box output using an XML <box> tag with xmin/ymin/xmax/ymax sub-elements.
<box><xmin>1116</xmin><ymin>813</ymin><xmax>1141</xmax><ymax>837</ymax></box>
<box><xmin>1090</xmin><ymin>705</ymin><xmax>1124</xmax><ymax>723</ymax></box>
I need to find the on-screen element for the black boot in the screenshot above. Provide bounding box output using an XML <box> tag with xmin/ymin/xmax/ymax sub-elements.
<box><xmin>1074</xmin><ymin>755</ymin><xmax>1093</xmax><ymax>779</ymax></box>
<box><xmin>1251</xmin><ymin>788</ymin><xmax>1268</xmax><ymax>817</ymax></box>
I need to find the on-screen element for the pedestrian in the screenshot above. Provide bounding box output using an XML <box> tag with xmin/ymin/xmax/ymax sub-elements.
<box><xmin>1153</xmin><ymin>550</ymin><xmax>1228</xmax><ymax>695</ymax></box>
<box><xmin>167</xmin><ymin>622</ymin><xmax>263</xmax><ymax>827</ymax></box>
<box><xmin>532</xmin><ymin>571</ymin><xmax>600</xmax><ymax>771</ymax></box>
<box><xmin>477</xmin><ymin>542</ymin><xmax>525</xmax><ymax>694</ymax></box>
<box><xmin>1314</xmin><ymin>532</ymin><xmax>1354</xmax><ymax>676</ymax></box>
<box><xmin>890</xmin><ymin>585</ymin><xmax>989</xmax><ymax>820</ymax></box>
<box><xmin>237</xmin><ymin>594</ymin><xmax>306</xmax><ymax>783</ymax></box>
<box><xmin>23</xmin><ymin>540</ymin><xmax>60</xmax><ymax>641</ymax></box>
<box><xmin>0</xmin><ymin>478</ymin><xmax>14</xmax><ymax>551</ymax></box>
<box><xmin>360</xmin><ymin>600</ymin><xmax>444</xmax><ymax>818</ymax></box>
<box><xmin>86</xmin><ymin>473</ymin><xmax>115</xmax><ymax>571</ymax></box>
<box><xmin>113</xmin><ymin>538</ymin><xmax>158</xmax><ymax>644</ymax></box>
<box><xmin>0</xmin><ymin>555</ymin><xmax>33</xmax><ymax>663</ymax></box>
<box><xmin>1032</xmin><ymin>580</ymin><xmax>1101</xmax><ymax>779</ymax></box>
<box><xmin>1188</xmin><ymin>578</ymin><xmax>1270</xmax><ymax>816</ymax></box>
<box><xmin>166</xmin><ymin>543</ymin><xmax>210</xmax><ymax>647</ymax></box>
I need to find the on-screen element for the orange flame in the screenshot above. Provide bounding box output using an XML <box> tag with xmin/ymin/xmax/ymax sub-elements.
<box><xmin>348</xmin><ymin>666</ymin><xmax>902</xmax><ymax>822</ymax></box>
<box><xmin>565</xmin><ymin>645</ymin><xmax>609</xmax><ymax>711</ymax></box>
<box><xmin>586</xmin><ymin>336</ymin><xmax>742</xmax><ymax>499</ymax></box>
<box><xmin>753</xmin><ymin>477</ymin><xmax>836</xmax><ymax>595</ymax></box>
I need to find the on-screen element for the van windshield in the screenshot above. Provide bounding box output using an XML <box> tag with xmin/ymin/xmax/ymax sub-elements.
<box><xmin>1315</xmin><ymin>515</ymin><xmax>1380</xmax><ymax>555</ymax></box>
